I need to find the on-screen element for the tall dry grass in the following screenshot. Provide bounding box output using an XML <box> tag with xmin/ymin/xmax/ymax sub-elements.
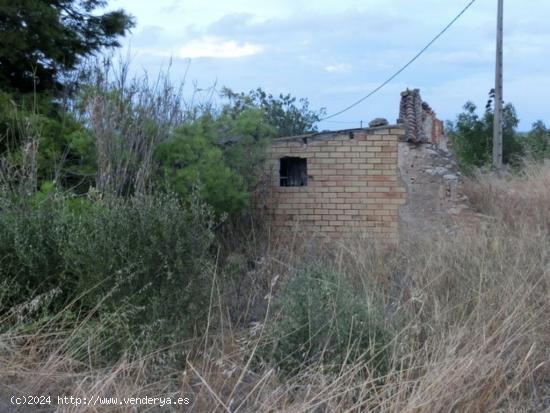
<box><xmin>464</xmin><ymin>160</ymin><xmax>550</xmax><ymax>232</ymax></box>
<box><xmin>1</xmin><ymin>162</ymin><xmax>549</xmax><ymax>412</ymax></box>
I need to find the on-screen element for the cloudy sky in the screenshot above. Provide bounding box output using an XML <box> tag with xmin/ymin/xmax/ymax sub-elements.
<box><xmin>108</xmin><ymin>0</ymin><xmax>549</xmax><ymax>130</ymax></box>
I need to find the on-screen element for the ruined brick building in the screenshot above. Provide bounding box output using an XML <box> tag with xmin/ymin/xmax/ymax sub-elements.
<box><xmin>265</xmin><ymin>89</ymin><xmax>467</xmax><ymax>241</ymax></box>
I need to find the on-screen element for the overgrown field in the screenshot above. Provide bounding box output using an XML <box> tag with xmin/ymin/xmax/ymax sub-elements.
<box><xmin>1</xmin><ymin>163</ymin><xmax>548</xmax><ymax>412</ymax></box>
<box><xmin>2</xmin><ymin>2</ymin><xmax>549</xmax><ymax>412</ymax></box>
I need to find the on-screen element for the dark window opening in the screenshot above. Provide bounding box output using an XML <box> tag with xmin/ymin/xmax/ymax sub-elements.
<box><xmin>280</xmin><ymin>157</ymin><xmax>307</xmax><ymax>187</ymax></box>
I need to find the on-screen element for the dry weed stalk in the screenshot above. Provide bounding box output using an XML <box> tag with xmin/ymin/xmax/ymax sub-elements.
<box><xmin>82</xmin><ymin>58</ymin><xmax>193</xmax><ymax>196</ymax></box>
<box><xmin>0</xmin><ymin>100</ymin><xmax>41</xmax><ymax>196</ymax></box>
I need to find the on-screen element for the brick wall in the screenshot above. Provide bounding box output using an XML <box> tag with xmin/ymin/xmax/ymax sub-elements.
<box><xmin>266</xmin><ymin>126</ymin><xmax>407</xmax><ymax>241</ymax></box>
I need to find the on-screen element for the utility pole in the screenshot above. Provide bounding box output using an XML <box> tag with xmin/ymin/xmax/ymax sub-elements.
<box><xmin>493</xmin><ymin>0</ymin><xmax>504</xmax><ymax>169</ymax></box>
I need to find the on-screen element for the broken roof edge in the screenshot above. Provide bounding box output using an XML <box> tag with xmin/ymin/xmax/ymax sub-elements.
<box><xmin>273</xmin><ymin>124</ymin><xmax>405</xmax><ymax>143</ymax></box>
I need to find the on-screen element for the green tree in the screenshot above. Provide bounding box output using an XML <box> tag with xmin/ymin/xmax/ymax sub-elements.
<box><xmin>154</xmin><ymin>118</ymin><xmax>249</xmax><ymax>216</ymax></box>
<box><xmin>217</xmin><ymin>107</ymin><xmax>276</xmax><ymax>188</ymax></box>
<box><xmin>221</xmin><ymin>87</ymin><xmax>325</xmax><ymax>137</ymax></box>
<box><xmin>0</xmin><ymin>0</ymin><xmax>134</xmax><ymax>94</ymax></box>
<box><xmin>523</xmin><ymin>121</ymin><xmax>550</xmax><ymax>161</ymax></box>
<box><xmin>447</xmin><ymin>100</ymin><xmax>523</xmax><ymax>171</ymax></box>
<box><xmin>155</xmin><ymin>108</ymin><xmax>276</xmax><ymax>216</ymax></box>
<box><xmin>0</xmin><ymin>91</ymin><xmax>96</xmax><ymax>192</ymax></box>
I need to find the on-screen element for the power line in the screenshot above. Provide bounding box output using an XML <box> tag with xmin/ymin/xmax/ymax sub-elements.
<box><xmin>321</xmin><ymin>0</ymin><xmax>478</xmax><ymax>121</ymax></box>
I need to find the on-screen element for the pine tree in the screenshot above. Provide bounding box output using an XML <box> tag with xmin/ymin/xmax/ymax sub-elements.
<box><xmin>0</xmin><ymin>0</ymin><xmax>134</xmax><ymax>94</ymax></box>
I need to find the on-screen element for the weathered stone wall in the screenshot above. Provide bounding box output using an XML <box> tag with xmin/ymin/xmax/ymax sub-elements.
<box><xmin>266</xmin><ymin>126</ymin><xmax>407</xmax><ymax>241</ymax></box>
<box><xmin>397</xmin><ymin>140</ymin><xmax>466</xmax><ymax>234</ymax></box>
<box><xmin>396</xmin><ymin>89</ymin><xmax>467</xmax><ymax>234</ymax></box>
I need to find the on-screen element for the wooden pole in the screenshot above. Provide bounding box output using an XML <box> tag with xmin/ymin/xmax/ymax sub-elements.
<box><xmin>493</xmin><ymin>0</ymin><xmax>504</xmax><ymax>169</ymax></box>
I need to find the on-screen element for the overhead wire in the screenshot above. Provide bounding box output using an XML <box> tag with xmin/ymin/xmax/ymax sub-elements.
<box><xmin>320</xmin><ymin>0</ymin><xmax>478</xmax><ymax>121</ymax></box>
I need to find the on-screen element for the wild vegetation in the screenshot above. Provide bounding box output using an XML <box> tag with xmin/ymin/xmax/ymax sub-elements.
<box><xmin>1</xmin><ymin>162</ymin><xmax>549</xmax><ymax>412</ymax></box>
<box><xmin>1</xmin><ymin>1</ymin><xmax>549</xmax><ymax>412</ymax></box>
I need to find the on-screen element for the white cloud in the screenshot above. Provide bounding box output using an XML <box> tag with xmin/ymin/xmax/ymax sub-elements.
<box><xmin>135</xmin><ymin>36</ymin><xmax>263</xmax><ymax>59</ymax></box>
<box><xmin>324</xmin><ymin>63</ymin><xmax>351</xmax><ymax>73</ymax></box>
<box><xmin>177</xmin><ymin>36</ymin><xmax>264</xmax><ymax>58</ymax></box>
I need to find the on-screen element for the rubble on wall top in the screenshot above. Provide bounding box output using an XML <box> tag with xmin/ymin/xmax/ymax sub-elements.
<box><xmin>272</xmin><ymin>124</ymin><xmax>403</xmax><ymax>143</ymax></box>
<box><xmin>268</xmin><ymin>89</ymin><xmax>445</xmax><ymax>147</ymax></box>
<box><xmin>369</xmin><ymin>118</ymin><xmax>389</xmax><ymax>127</ymax></box>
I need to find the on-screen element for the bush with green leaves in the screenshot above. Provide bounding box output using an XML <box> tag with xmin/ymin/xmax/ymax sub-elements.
<box><xmin>155</xmin><ymin>122</ymin><xmax>249</xmax><ymax>216</ymax></box>
<box><xmin>0</xmin><ymin>189</ymin><xmax>216</xmax><ymax>353</ymax></box>
<box><xmin>155</xmin><ymin>108</ymin><xmax>274</xmax><ymax>216</ymax></box>
<box><xmin>261</xmin><ymin>264</ymin><xmax>390</xmax><ymax>375</ymax></box>
<box><xmin>217</xmin><ymin>107</ymin><xmax>275</xmax><ymax>188</ymax></box>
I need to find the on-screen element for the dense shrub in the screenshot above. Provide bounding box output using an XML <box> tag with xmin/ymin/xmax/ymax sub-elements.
<box><xmin>0</xmin><ymin>190</ymin><xmax>216</xmax><ymax>351</ymax></box>
<box><xmin>261</xmin><ymin>264</ymin><xmax>390</xmax><ymax>375</ymax></box>
<box><xmin>217</xmin><ymin>108</ymin><xmax>275</xmax><ymax>189</ymax></box>
<box><xmin>154</xmin><ymin>122</ymin><xmax>249</xmax><ymax>216</ymax></box>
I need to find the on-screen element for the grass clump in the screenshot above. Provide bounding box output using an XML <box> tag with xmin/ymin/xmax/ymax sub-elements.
<box><xmin>262</xmin><ymin>263</ymin><xmax>390</xmax><ymax>376</ymax></box>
